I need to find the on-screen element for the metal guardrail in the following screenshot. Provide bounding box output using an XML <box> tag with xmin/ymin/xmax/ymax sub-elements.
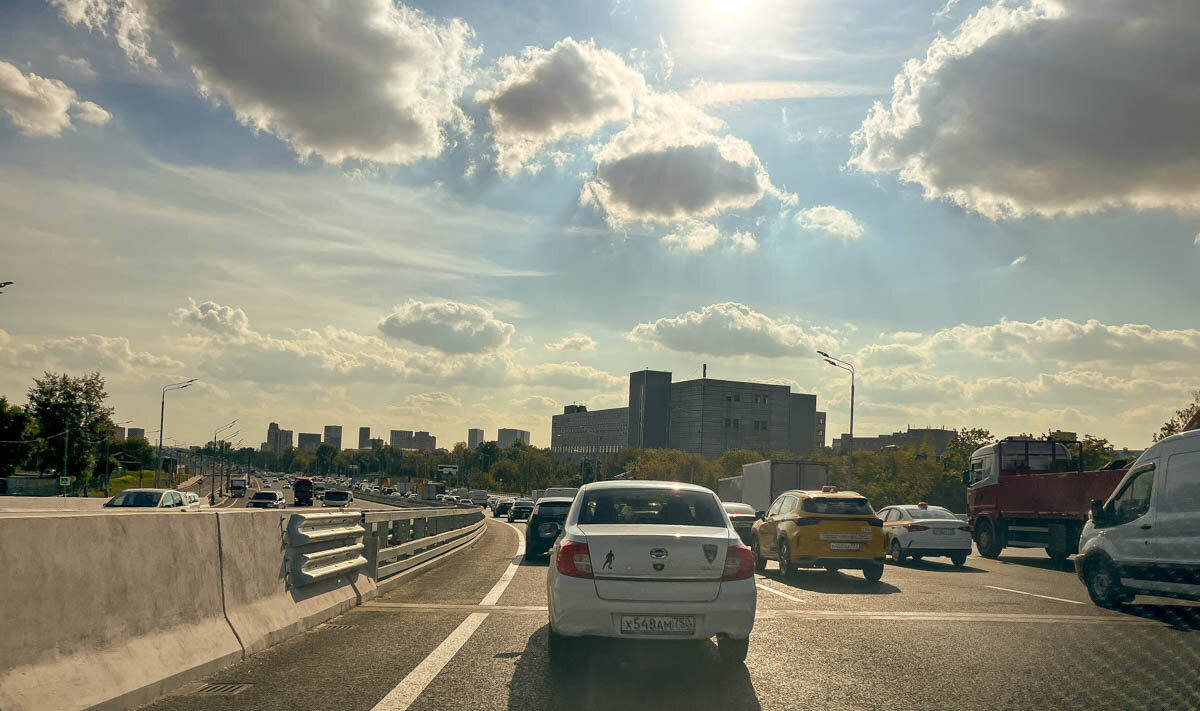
<box><xmin>361</xmin><ymin>507</ymin><xmax>485</xmax><ymax>581</ymax></box>
<box><xmin>286</xmin><ymin>511</ymin><xmax>367</xmax><ymax>587</ymax></box>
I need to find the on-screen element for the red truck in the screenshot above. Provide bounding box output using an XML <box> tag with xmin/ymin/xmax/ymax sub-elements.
<box><xmin>293</xmin><ymin>477</ymin><xmax>315</xmax><ymax>506</ymax></box>
<box><xmin>963</xmin><ymin>437</ymin><xmax>1127</xmax><ymax>562</ymax></box>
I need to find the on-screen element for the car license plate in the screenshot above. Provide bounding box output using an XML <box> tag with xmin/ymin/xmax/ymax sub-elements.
<box><xmin>829</xmin><ymin>542</ymin><xmax>861</xmax><ymax>551</ymax></box>
<box><xmin>933</xmin><ymin>529</ymin><xmax>954</xmax><ymax>535</ymax></box>
<box><xmin>620</xmin><ymin>615</ymin><xmax>695</xmax><ymax>636</ymax></box>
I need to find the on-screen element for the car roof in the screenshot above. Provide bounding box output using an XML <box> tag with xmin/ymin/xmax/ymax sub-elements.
<box><xmin>578</xmin><ymin>479</ymin><xmax>714</xmax><ymax>494</ymax></box>
<box><xmin>536</xmin><ymin>497</ymin><xmax>574</xmax><ymax>503</ymax></box>
<box><xmin>121</xmin><ymin>488</ymin><xmax>176</xmax><ymax>493</ymax></box>
<box><xmin>784</xmin><ymin>488</ymin><xmax>866</xmax><ymax>499</ymax></box>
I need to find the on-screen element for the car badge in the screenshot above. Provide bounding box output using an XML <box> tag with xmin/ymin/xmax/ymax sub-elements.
<box><xmin>649</xmin><ymin>547</ymin><xmax>668</xmax><ymax>559</ymax></box>
<box><xmin>603</xmin><ymin>550</ymin><xmax>614</xmax><ymax>569</ymax></box>
<box><xmin>862</xmin><ymin>527</ymin><xmax>870</xmax><ymax>533</ymax></box>
<box><xmin>703</xmin><ymin>544</ymin><xmax>718</xmax><ymax>563</ymax></box>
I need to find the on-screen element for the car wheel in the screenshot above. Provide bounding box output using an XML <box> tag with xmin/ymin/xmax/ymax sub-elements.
<box><xmin>1085</xmin><ymin>558</ymin><xmax>1132</xmax><ymax>608</ymax></box>
<box><xmin>863</xmin><ymin>562</ymin><xmax>884</xmax><ymax>583</ymax></box>
<box><xmin>1046</xmin><ymin>549</ymin><xmax>1070</xmax><ymax>565</ymax></box>
<box><xmin>717</xmin><ymin>636</ymin><xmax>749</xmax><ymax>665</ymax></box>
<box><xmin>889</xmin><ymin>539</ymin><xmax>906</xmax><ymax>564</ymax></box>
<box><xmin>951</xmin><ymin>552</ymin><xmax>967</xmax><ymax>567</ymax></box>
<box><xmin>777</xmin><ymin>538</ymin><xmax>794</xmax><ymax>579</ymax></box>
<box><xmin>750</xmin><ymin>538</ymin><xmax>767</xmax><ymax>572</ymax></box>
<box><xmin>975</xmin><ymin>519</ymin><xmax>1002</xmax><ymax>559</ymax></box>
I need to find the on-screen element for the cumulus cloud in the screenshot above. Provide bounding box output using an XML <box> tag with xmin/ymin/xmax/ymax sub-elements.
<box><xmin>728</xmin><ymin>230</ymin><xmax>758</xmax><ymax>252</ymax></box>
<box><xmin>172</xmin><ymin>298</ymin><xmax>253</xmax><ymax>340</ymax></box>
<box><xmin>849</xmin><ymin>0</ymin><xmax>1200</xmax><ymax>219</ymax></box>
<box><xmin>1010</xmin><ymin>255</ymin><xmax>1027</xmax><ymax>268</ymax></box>
<box><xmin>546</xmin><ymin>331</ymin><xmax>597</xmax><ymax>353</ymax></box>
<box><xmin>581</xmin><ymin>93</ymin><xmax>792</xmax><ymax>226</ymax></box>
<box><xmin>510</xmin><ymin>395</ymin><xmax>561</xmax><ymax>413</ymax></box>
<box><xmin>54</xmin><ymin>0</ymin><xmax>479</xmax><ymax>164</ymax></box>
<box><xmin>659</xmin><ymin>222</ymin><xmax>758</xmax><ymax>253</ymax></box>
<box><xmin>0</xmin><ymin>60</ymin><xmax>111</xmax><ymax>136</ymax></box>
<box><xmin>377</xmin><ymin>299</ymin><xmax>514</xmax><ymax>354</ymax></box>
<box><xmin>516</xmin><ymin>362</ymin><xmax>623</xmax><ymax>389</ymax></box>
<box><xmin>477</xmin><ymin>37</ymin><xmax>645</xmax><ymax>174</ymax></box>
<box><xmin>628</xmin><ymin>302</ymin><xmax>839</xmax><ymax>358</ymax></box>
<box><xmin>794</xmin><ymin>205</ymin><xmax>864</xmax><ymax>241</ymax></box>
<box><xmin>0</xmin><ymin>333</ymin><xmax>182</xmax><ymax>376</ymax></box>
<box><xmin>57</xmin><ymin>55</ymin><xmax>97</xmax><ymax>80</ymax></box>
<box><xmin>397</xmin><ymin>391</ymin><xmax>462</xmax><ymax>411</ymax></box>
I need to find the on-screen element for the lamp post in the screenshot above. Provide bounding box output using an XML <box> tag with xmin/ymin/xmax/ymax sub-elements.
<box><xmin>209</xmin><ymin>419</ymin><xmax>237</xmax><ymax>504</ymax></box>
<box><xmin>817</xmin><ymin>351</ymin><xmax>856</xmax><ymax>490</ymax></box>
<box><xmin>155</xmin><ymin>379</ymin><xmax>197</xmax><ymax>488</ymax></box>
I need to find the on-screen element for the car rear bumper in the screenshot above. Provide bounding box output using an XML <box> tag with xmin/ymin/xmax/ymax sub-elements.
<box><xmin>792</xmin><ymin>556</ymin><xmax>885</xmax><ymax>570</ymax></box>
<box><xmin>549</xmin><ymin>574</ymin><xmax>756</xmax><ymax>640</ymax></box>
<box><xmin>902</xmin><ymin>544</ymin><xmax>971</xmax><ymax>555</ymax></box>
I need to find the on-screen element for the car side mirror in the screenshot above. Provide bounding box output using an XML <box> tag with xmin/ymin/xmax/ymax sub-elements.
<box><xmin>755</xmin><ymin>511</ymin><xmax>765</xmax><ymax>520</ymax></box>
<box><xmin>961</xmin><ymin>470</ymin><xmax>970</xmax><ymax>487</ymax></box>
<box><xmin>1089</xmin><ymin>499</ymin><xmax>1105</xmax><ymax>523</ymax></box>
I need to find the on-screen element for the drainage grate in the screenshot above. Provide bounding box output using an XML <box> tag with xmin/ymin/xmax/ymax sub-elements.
<box><xmin>320</xmin><ymin>624</ymin><xmax>356</xmax><ymax>630</ymax></box>
<box><xmin>195</xmin><ymin>683</ymin><xmax>250</xmax><ymax>696</ymax></box>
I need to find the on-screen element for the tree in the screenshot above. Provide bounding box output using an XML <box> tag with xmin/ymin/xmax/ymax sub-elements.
<box><xmin>1079</xmin><ymin>434</ymin><xmax>1114</xmax><ymax>471</ymax></box>
<box><xmin>0</xmin><ymin>396</ymin><xmax>34</xmax><ymax>476</ymax></box>
<box><xmin>941</xmin><ymin>427</ymin><xmax>993</xmax><ymax>477</ymax></box>
<box><xmin>1154</xmin><ymin>390</ymin><xmax>1200</xmax><ymax>442</ymax></box>
<box><xmin>714</xmin><ymin>449</ymin><xmax>765</xmax><ymax>479</ymax></box>
<box><xmin>26</xmin><ymin>372</ymin><xmax>114</xmax><ymax>491</ymax></box>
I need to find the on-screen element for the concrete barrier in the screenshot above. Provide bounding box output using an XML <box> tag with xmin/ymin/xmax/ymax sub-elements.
<box><xmin>0</xmin><ymin>496</ymin><xmax>108</xmax><ymax>512</ymax></box>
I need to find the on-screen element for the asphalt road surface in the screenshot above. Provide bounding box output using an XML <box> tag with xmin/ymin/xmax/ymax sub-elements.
<box><xmin>143</xmin><ymin>514</ymin><xmax>1200</xmax><ymax>711</ymax></box>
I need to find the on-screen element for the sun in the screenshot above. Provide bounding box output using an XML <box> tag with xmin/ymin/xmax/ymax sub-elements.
<box><xmin>707</xmin><ymin>0</ymin><xmax>750</xmax><ymax>14</ymax></box>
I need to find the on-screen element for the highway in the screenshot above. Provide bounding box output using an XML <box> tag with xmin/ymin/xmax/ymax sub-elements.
<box><xmin>139</xmin><ymin>514</ymin><xmax>1200</xmax><ymax>711</ymax></box>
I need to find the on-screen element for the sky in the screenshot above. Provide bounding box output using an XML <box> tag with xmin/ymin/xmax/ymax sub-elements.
<box><xmin>1</xmin><ymin>0</ymin><xmax>1198</xmax><ymax>451</ymax></box>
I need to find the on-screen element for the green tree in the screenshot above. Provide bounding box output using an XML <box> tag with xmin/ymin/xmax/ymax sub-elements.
<box><xmin>941</xmin><ymin>427</ymin><xmax>992</xmax><ymax>477</ymax></box>
<box><xmin>26</xmin><ymin>372</ymin><xmax>114</xmax><ymax>491</ymax></box>
<box><xmin>1153</xmin><ymin>390</ymin><xmax>1200</xmax><ymax>442</ymax></box>
<box><xmin>1079</xmin><ymin>434</ymin><xmax>1114</xmax><ymax>470</ymax></box>
<box><xmin>0</xmin><ymin>396</ymin><xmax>35</xmax><ymax>476</ymax></box>
<box><xmin>714</xmin><ymin>449</ymin><xmax>766</xmax><ymax>479</ymax></box>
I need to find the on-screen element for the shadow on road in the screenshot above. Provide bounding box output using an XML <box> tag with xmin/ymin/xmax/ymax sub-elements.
<box><xmin>506</xmin><ymin>626</ymin><xmax>760</xmax><ymax>711</ymax></box>
<box><xmin>518</xmin><ymin>554</ymin><xmax>550</xmax><ymax>568</ymax></box>
<box><xmin>891</xmin><ymin>559</ymin><xmax>987</xmax><ymax>574</ymax></box>
<box><xmin>764</xmin><ymin>569</ymin><xmax>901</xmax><ymax>595</ymax></box>
<box><xmin>996</xmin><ymin>555</ymin><xmax>1076</xmax><ymax>574</ymax></box>
<box><xmin>1119</xmin><ymin>604</ymin><xmax>1200</xmax><ymax>631</ymax></box>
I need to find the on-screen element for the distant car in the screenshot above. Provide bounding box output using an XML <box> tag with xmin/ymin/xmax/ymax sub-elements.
<box><xmin>445</xmin><ymin>496</ymin><xmax>460</xmax><ymax>504</ymax></box>
<box><xmin>525</xmin><ymin>497</ymin><xmax>573</xmax><ymax>559</ymax></box>
<box><xmin>722</xmin><ymin>502</ymin><xmax>759</xmax><ymax>545</ymax></box>
<box><xmin>282</xmin><ymin>483</ymin><xmax>291</xmax><ymax>489</ymax></box>
<box><xmin>507</xmin><ymin>499</ymin><xmax>534</xmax><ymax>522</ymax></box>
<box><xmin>488</xmin><ymin>496</ymin><xmax>499</xmax><ymax>510</ymax></box>
<box><xmin>494</xmin><ymin>498</ymin><xmax>515</xmax><ymax>517</ymax></box>
<box><xmin>247</xmin><ymin>491</ymin><xmax>287</xmax><ymax>509</ymax></box>
<box><xmin>877</xmin><ymin>503</ymin><xmax>972</xmax><ymax>566</ymax></box>
<box><xmin>104</xmin><ymin>488</ymin><xmax>188</xmax><ymax>509</ymax></box>
<box><xmin>183</xmin><ymin>491</ymin><xmax>202</xmax><ymax>510</ymax></box>
<box><xmin>322</xmin><ymin>490</ymin><xmax>354</xmax><ymax>508</ymax></box>
<box><xmin>546</xmin><ymin>480</ymin><xmax>755</xmax><ymax>666</ymax></box>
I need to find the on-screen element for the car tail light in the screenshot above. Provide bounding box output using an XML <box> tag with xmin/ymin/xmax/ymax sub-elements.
<box><xmin>958</xmin><ymin>525</ymin><xmax>971</xmax><ymax>532</ymax></box>
<box><xmin>905</xmin><ymin>524</ymin><xmax>930</xmax><ymax>532</ymax></box>
<box><xmin>722</xmin><ymin>544</ymin><xmax>755</xmax><ymax>581</ymax></box>
<box><xmin>556</xmin><ymin>540</ymin><xmax>593</xmax><ymax>579</ymax></box>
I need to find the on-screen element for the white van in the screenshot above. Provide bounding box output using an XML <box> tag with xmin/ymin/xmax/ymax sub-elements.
<box><xmin>1076</xmin><ymin>429</ymin><xmax>1200</xmax><ymax>607</ymax></box>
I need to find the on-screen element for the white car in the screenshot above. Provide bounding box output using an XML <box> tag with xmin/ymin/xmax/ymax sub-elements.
<box><xmin>546</xmin><ymin>480</ymin><xmax>756</xmax><ymax>666</ymax></box>
<box><xmin>877</xmin><ymin>503</ymin><xmax>972</xmax><ymax>566</ymax></box>
<box><xmin>247</xmin><ymin>490</ymin><xmax>287</xmax><ymax>509</ymax></box>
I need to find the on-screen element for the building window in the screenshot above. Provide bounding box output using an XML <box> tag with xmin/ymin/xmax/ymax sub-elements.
<box><xmin>724</xmin><ymin>418</ymin><xmax>731</xmax><ymax>428</ymax></box>
<box><xmin>752</xmin><ymin>420</ymin><xmax>759</xmax><ymax>431</ymax></box>
<box><xmin>725</xmin><ymin>393</ymin><xmax>732</xmax><ymax>401</ymax></box>
<box><xmin>734</xmin><ymin>392</ymin><xmax>741</xmax><ymax>402</ymax></box>
<box><xmin>733</xmin><ymin>419</ymin><xmax>739</xmax><ymax>429</ymax></box>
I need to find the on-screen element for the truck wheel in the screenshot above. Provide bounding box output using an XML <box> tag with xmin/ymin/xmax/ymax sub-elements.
<box><xmin>975</xmin><ymin>519</ymin><xmax>1002</xmax><ymax>559</ymax></box>
<box><xmin>750</xmin><ymin>538</ymin><xmax>767</xmax><ymax>572</ymax></box>
<box><xmin>889</xmin><ymin>540</ymin><xmax>906</xmax><ymax>564</ymax></box>
<box><xmin>1085</xmin><ymin>559</ymin><xmax>1132</xmax><ymax>608</ymax></box>
<box><xmin>778</xmin><ymin>539</ymin><xmax>795</xmax><ymax>579</ymax></box>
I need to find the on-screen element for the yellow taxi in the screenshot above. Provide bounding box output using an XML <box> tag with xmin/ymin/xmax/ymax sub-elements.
<box><xmin>750</xmin><ymin>486</ymin><xmax>886</xmax><ymax>582</ymax></box>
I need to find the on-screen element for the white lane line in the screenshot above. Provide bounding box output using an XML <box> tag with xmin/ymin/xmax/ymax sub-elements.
<box><xmin>369</xmin><ymin>612</ymin><xmax>489</xmax><ymax>711</ymax></box>
<box><xmin>479</xmin><ymin>519</ymin><xmax>524</xmax><ymax>606</ymax></box>
<box><xmin>756</xmin><ymin>583</ymin><xmax>804</xmax><ymax>603</ymax></box>
<box><xmin>985</xmin><ymin>585</ymin><xmax>1085</xmax><ymax>605</ymax></box>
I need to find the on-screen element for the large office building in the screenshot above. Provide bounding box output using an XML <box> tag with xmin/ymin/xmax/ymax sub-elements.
<box><xmin>832</xmin><ymin>426</ymin><xmax>955</xmax><ymax>455</ymax></box>
<box><xmin>358</xmin><ymin>426</ymin><xmax>371</xmax><ymax>450</ymax></box>
<box><xmin>264</xmin><ymin>422</ymin><xmax>293</xmax><ymax>454</ymax></box>
<box><xmin>467</xmin><ymin>428</ymin><xmax>485</xmax><ymax>449</ymax></box>
<box><xmin>391</xmin><ymin>429</ymin><xmax>437</xmax><ymax>452</ymax></box>
<box><xmin>297</xmin><ymin>432</ymin><xmax>322</xmax><ymax>453</ymax></box>
<box><xmin>127</xmin><ymin>427</ymin><xmax>146</xmax><ymax>441</ymax></box>
<box><xmin>551</xmin><ymin>369</ymin><xmax>821</xmax><ymax>462</ymax></box>
<box><xmin>323</xmin><ymin>425</ymin><xmax>342</xmax><ymax>450</ymax></box>
<box><xmin>497</xmin><ymin>428</ymin><xmax>530</xmax><ymax>449</ymax></box>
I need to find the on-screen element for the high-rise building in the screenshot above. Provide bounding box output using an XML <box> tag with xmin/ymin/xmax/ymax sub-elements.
<box><xmin>127</xmin><ymin>427</ymin><xmax>146</xmax><ymax>441</ymax></box>
<box><xmin>114</xmin><ymin>425</ymin><xmax>126</xmax><ymax>442</ymax></box>
<box><xmin>277</xmin><ymin>429</ymin><xmax>293</xmax><ymax>452</ymax></box>
<box><xmin>412</xmin><ymin>431</ymin><xmax>436</xmax><ymax>451</ymax></box>
<box><xmin>323</xmin><ymin>425</ymin><xmax>342</xmax><ymax>450</ymax></box>
<box><xmin>497</xmin><ymin>428</ymin><xmax>530</xmax><ymax>448</ymax></box>
<box><xmin>468</xmin><ymin>428</ymin><xmax>485</xmax><ymax>449</ymax></box>
<box><xmin>358</xmin><ymin>426</ymin><xmax>371</xmax><ymax>450</ymax></box>
<box><xmin>298</xmin><ymin>433</ymin><xmax>322</xmax><ymax>453</ymax></box>
<box><xmin>390</xmin><ymin>430</ymin><xmax>413</xmax><ymax>448</ymax></box>
<box><xmin>266</xmin><ymin>422</ymin><xmax>280</xmax><ymax>453</ymax></box>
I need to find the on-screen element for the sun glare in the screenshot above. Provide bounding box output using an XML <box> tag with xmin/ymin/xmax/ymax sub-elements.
<box><xmin>707</xmin><ymin>0</ymin><xmax>749</xmax><ymax>14</ymax></box>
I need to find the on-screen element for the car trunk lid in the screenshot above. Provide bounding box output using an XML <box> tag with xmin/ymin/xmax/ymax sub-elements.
<box><xmin>579</xmin><ymin>524</ymin><xmax>731</xmax><ymax>602</ymax></box>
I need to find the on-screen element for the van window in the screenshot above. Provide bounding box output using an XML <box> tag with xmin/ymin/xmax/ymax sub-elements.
<box><xmin>1107</xmin><ymin>463</ymin><xmax>1155</xmax><ymax>524</ymax></box>
<box><xmin>1162</xmin><ymin>450</ymin><xmax>1200</xmax><ymax>513</ymax></box>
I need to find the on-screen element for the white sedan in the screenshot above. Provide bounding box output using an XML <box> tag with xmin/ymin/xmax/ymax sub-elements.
<box><xmin>546</xmin><ymin>480</ymin><xmax>756</xmax><ymax>666</ymax></box>
<box><xmin>877</xmin><ymin>503</ymin><xmax>972</xmax><ymax>566</ymax></box>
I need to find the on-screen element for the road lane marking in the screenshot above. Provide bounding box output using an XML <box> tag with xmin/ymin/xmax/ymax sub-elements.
<box><xmin>370</xmin><ymin>612</ymin><xmax>489</xmax><ymax>711</ymax></box>
<box><xmin>756</xmin><ymin>583</ymin><xmax>804</xmax><ymax>603</ymax></box>
<box><xmin>479</xmin><ymin>519</ymin><xmax>524</xmax><ymax>606</ymax></box>
<box><xmin>752</xmin><ymin>610</ymin><xmax>1150</xmax><ymax>625</ymax></box>
<box><xmin>363</xmin><ymin>602</ymin><xmax>546</xmax><ymax>612</ymax></box>
<box><xmin>985</xmin><ymin>585</ymin><xmax>1086</xmax><ymax>605</ymax></box>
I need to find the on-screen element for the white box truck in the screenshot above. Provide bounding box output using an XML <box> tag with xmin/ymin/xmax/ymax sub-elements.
<box><xmin>738</xmin><ymin>460</ymin><xmax>828</xmax><ymax>514</ymax></box>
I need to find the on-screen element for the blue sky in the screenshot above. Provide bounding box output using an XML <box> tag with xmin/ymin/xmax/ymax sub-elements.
<box><xmin>1</xmin><ymin>0</ymin><xmax>1198</xmax><ymax>450</ymax></box>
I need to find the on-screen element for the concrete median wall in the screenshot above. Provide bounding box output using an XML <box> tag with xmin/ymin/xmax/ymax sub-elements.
<box><xmin>0</xmin><ymin>496</ymin><xmax>108</xmax><ymax>512</ymax></box>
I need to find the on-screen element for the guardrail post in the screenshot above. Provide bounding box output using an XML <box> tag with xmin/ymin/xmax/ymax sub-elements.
<box><xmin>364</xmin><ymin>520</ymin><xmax>381</xmax><ymax>578</ymax></box>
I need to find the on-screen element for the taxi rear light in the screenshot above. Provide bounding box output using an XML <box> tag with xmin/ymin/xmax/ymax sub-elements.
<box><xmin>722</xmin><ymin>544</ymin><xmax>755</xmax><ymax>581</ymax></box>
<box><xmin>556</xmin><ymin>540</ymin><xmax>593</xmax><ymax>579</ymax></box>
<box><xmin>905</xmin><ymin>524</ymin><xmax>930</xmax><ymax>532</ymax></box>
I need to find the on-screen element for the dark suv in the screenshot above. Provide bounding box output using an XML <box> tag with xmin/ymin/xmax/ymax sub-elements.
<box><xmin>524</xmin><ymin>497</ymin><xmax>573</xmax><ymax>560</ymax></box>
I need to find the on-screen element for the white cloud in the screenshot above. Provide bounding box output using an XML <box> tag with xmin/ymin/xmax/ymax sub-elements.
<box><xmin>477</xmin><ymin>37</ymin><xmax>646</xmax><ymax>175</ymax></box>
<box><xmin>849</xmin><ymin>0</ymin><xmax>1200</xmax><ymax>219</ymax></box>
<box><xmin>794</xmin><ymin>205</ymin><xmax>864</xmax><ymax>241</ymax></box>
<box><xmin>1194</xmin><ymin>232</ymin><xmax>1200</xmax><ymax>246</ymax></box>
<box><xmin>1010</xmin><ymin>255</ymin><xmax>1027</xmax><ymax>267</ymax></box>
<box><xmin>57</xmin><ymin>55</ymin><xmax>97</xmax><ymax>80</ymax></box>
<box><xmin>581</xmin><ymin>93</ymin><xmax>792</xmax><ymax>226</ymax></box>
<box><xmin>509</xmin><ymin>395</ymin><xmax>560</xmax><ymax>413</ymax></box>
<box><xmin>628</xmin><ymin>302</ymin><xmax>839</xmax><ymax>358</ymax></box>
<box><xmin>516</xmin><ymin>361</ymin><xmax>623</xmax><ymax>389</ymax></box>
<box><xmin>546</xmin><ymin>331</ymin><xmax>597</xmax><ymax>353</ymax></box>
<box><xmin>0</xmin><ymin>333</ymin><xmax>182</xmax><ymax>377</ymax></box>
<box><xmin>659</xmin><ymin>221</ymin><xmax>758</xmax><ymax>253</ymax></box>
<box><xmin>377</xmin><ymin>299</ymin><xmax>514</xmax><ymax>354</ymax></box>
<box><xmin>728</xmin><ymin>230</ymin><xmax>758</xmax><ymax>252</ymax></box>
<box><xmin>55</xmin><ymin>0</ymin><xmax>480</xmax><ymax>165</ymax></box>
<box><xmin>172</xmin><ymin>298</ymin><xmax>253</xmax><ymax>341</ymax></box>
<box><xmin>681</xmin><ymin>80</ymin><xmax>885</xmax><ymax>106</ymax></box>
<box><xmin>398</xmin><ymin>391</ymin><xmax>461</xmax><ymax>410</ymax></box>
<box><xmin>0</xmin><ymin>60</ymin><xmax>110</xmax><ymax>136</ymax></box>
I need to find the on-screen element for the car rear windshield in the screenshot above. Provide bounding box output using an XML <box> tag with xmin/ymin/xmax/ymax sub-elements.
<box><xmin>537</xmin><ymin>501</ymin><xmax>570</xmax><ymax>511</ymax></box>
<box><xmin>107</xmin><ymin>491</ymin><xmax>161</xmax><ymax>507</ymax></box>
<box><xmin>250</xmin><ymin>492</ymin><xmax>274</xmax><ymax>500</ymax></box>
<box><xmin>723</xmin><ymin>503</ymin><xmax>756</xmax><ymax>516</ymax></box>
<box><xmin>324</xmin><ymin>491</ymin><xmax>349</xmax><ymax>501</ymax></box>
<box><xmin>577</xmin><ymin>488</ymin><xmax>725</xmax><ymax>526</ymax></box>
<box><xmin>904</xmin><ymin>506</ymin><xmax>957</xmax><ymax>520</ymax></box>
<box><xmin>294</xmin><ymin>482</ymin><xmax>314</xmax><ymax>492</ymax></box>
<box><xmin>801</xmin><ymin>497</ymin><xmax>874</xmax><ymax>516</ymax></box>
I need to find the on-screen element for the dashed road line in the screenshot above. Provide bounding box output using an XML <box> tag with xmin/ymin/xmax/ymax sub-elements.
<box><xmin>985</xmin><ymin>585</ymin><xmax>1086</xmax><ymax>605</ymax></box>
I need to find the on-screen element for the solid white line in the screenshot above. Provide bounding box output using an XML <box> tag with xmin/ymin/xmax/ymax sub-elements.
<box><xmin>985</xmin><ymin>585</ymin><xmax>1086</xmax><ymax>605</ymax></box>
<box><xmin>369</xmin><ymin>612</ymin><xmax>489</xmax><ymax>711</ymax></box>
<box><xmin>479</xmin><ymin>519</ymin><xmax>524</xmax><ymax>606</ymax></box>
<box><xmin>756</xmin><ymin>583</ymin><xmax>804</xmax><ymax>603</ymax></box>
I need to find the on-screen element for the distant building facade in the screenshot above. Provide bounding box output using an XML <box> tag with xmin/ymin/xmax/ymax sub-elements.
<box><xmin>369</xmin><ymin>437</ymin><xmax>384</xmax><ymax>449</ymax></box>
<box><xmin>323</xmin><ymin>425</ymin><xmax>342</xmax><ymax>450</ymax></box>
<box><xmin>832</xmin><ymin>427</ymin><xmax>955</xmax><ymax>455</ymax></box>
<box><xmin>390</xmin><ymin>430</ymin><xmax>413</xmax><ymax>448</ymax></box>
<box><xmin>391</xmin><ymin>429</ymin><xmax>436</xmax><ymax>451</ymax></box>
<box><xmin>264</xmin><ymin>423</ymin><xmax>294</xmax><ymax>453</ymax></box>
<box><xmin>551</xmin><ymin>405</ymin><xmax>628</xmax><ymax>462</ymax></box>
<box><xmin>468</xmin><ymin>428</ymin><xmax>485</xmax><ymax>449</ymax></box>
<box><xmin>497</xmin><ymin>428</ymin><xmax>530</xmax><ymax>448</ymax></box>
<box><xmin>114</xmin><ymin>425</ymin><xmax>126</xmax><ymax>442</ymax></box>
<box><xmin>358</xmin><ymin>426</ymin><xmax>371</xmax><ymax>450</ymax></box>
<box><xmin>127</xmin><ymin>427</ymin><xmax>146</xmax><ymax>441</ymax></box>
<box><xmin>297</xmin><ymin>433</ymin><xmax>322</xmax><ymax>453</ymax></box>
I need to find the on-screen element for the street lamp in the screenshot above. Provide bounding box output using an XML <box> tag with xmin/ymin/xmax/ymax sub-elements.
<box><xmin>155</xmin><ymin>379</ymin><xmax>197</xmax><ymax>488</ymax></box>
<box><xmin>210</xmin><ymin>419</ymin><xmax>237</xmax><ymax>504</ymax></box>
<box><xmin>817</xmin><ymin>351</ymin><xmax>856</xmax><ymax>489</ymax></box>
